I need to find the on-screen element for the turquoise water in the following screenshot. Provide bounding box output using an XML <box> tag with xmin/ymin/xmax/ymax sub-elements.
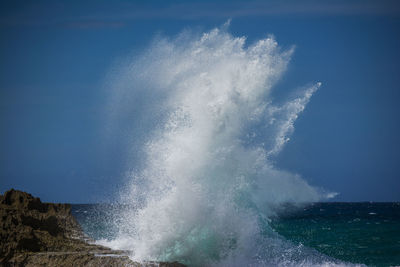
<box><xmin>72</xmin><ymin>203</ymin><xmax>400</xmax><ymax>266</ymax></box>
<box><xmin>269</xmin><ymin>203</ymin><xmax>400</xmax><ymax>267</ymax></box>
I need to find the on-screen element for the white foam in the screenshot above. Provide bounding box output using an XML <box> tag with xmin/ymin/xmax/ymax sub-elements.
<box><xmin>104</xmin><ymin>23</ymin><xmax>343</xmax><ymax>266</ymax></box>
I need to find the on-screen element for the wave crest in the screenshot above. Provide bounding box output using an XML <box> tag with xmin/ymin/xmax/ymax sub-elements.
<box><xmin>105</xmin><ymin>23</ymin><xmax>332</xmax><ymax>266</ymax></box>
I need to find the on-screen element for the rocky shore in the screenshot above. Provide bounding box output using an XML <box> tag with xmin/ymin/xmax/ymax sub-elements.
<box><xmin>0</xmin><ymin>189</ymin><xmax>185</xmax><ymax>267</ymax></box>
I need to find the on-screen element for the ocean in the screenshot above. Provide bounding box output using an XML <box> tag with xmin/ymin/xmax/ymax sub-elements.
<box><xmin>72</xmin><ymin>202</ymin><xmax>400</xmax><ymax>266</ymax></box>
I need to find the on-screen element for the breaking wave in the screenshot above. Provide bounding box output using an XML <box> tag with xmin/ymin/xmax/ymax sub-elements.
<box><xmin>102</xmin><ymin>22</ymin><xmax>349</xmax><ymax>266</ymax></box>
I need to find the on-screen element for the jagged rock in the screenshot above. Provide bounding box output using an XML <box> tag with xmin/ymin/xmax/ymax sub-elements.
<box><xmin>0</xmin><ymin>189</ymin><xmax>186</xmax><ymax>267</ymax></box>
<box><xmin>0</xmin><ymin>189</ymin><xmax>89</xmax><ymax>261</ymax></box>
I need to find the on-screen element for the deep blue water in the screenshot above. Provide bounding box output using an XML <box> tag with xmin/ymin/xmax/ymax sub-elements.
<box><xmin>72</xmin><ymin>203</ymin><xmax>400</xmax><ymax>266</ymax></box>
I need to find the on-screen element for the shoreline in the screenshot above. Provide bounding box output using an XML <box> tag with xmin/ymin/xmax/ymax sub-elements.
<box><xmin>0</xmin><ymin>189</ymin><xmax>185</xmax><ymax>267</ymax></box>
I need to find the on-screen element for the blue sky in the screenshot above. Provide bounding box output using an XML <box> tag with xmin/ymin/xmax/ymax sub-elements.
<box><xmin>1</xmin><ymin>0</ymin><xmax>400</xmax><ymax>202</ymax></box>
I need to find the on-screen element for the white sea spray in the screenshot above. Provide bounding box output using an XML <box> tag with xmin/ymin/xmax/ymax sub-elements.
<box><xmin>102</xmin><ymin>23</ymin><xmax>349</xmax><ymax>266</ymax></box>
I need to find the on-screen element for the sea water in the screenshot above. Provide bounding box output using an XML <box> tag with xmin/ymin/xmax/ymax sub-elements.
<box><xmin>72</xmin><ymin>203</ymin><xmax>400</xmax><ymax>266</ymax></box>
<box><xmin>76</xmin><ymin>23</ymin><xmax>400</xmax><ymax>266</ymax></box>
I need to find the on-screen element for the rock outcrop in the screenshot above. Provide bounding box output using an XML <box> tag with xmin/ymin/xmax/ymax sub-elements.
<box><xmin>0</xmin><ymin>189</ymin><xmax>185</xmax><ymax>267</ymax></box>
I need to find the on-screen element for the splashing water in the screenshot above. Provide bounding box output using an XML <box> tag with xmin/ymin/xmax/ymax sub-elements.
<box><xmin>103</xmin><ymin>23</ymin><xmax>346</xmax><ymax>266</ymax></box>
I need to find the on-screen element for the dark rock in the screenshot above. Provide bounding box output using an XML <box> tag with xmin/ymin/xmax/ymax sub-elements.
<box><xmin>0</xmin><ymin>189</ymin><xmax>187</xmax><ymax>267</ymax></box>
<box><xmin>0</xmin><ymin>189</ymin><xmax>88</xmax><ymax>262</ymax></box>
